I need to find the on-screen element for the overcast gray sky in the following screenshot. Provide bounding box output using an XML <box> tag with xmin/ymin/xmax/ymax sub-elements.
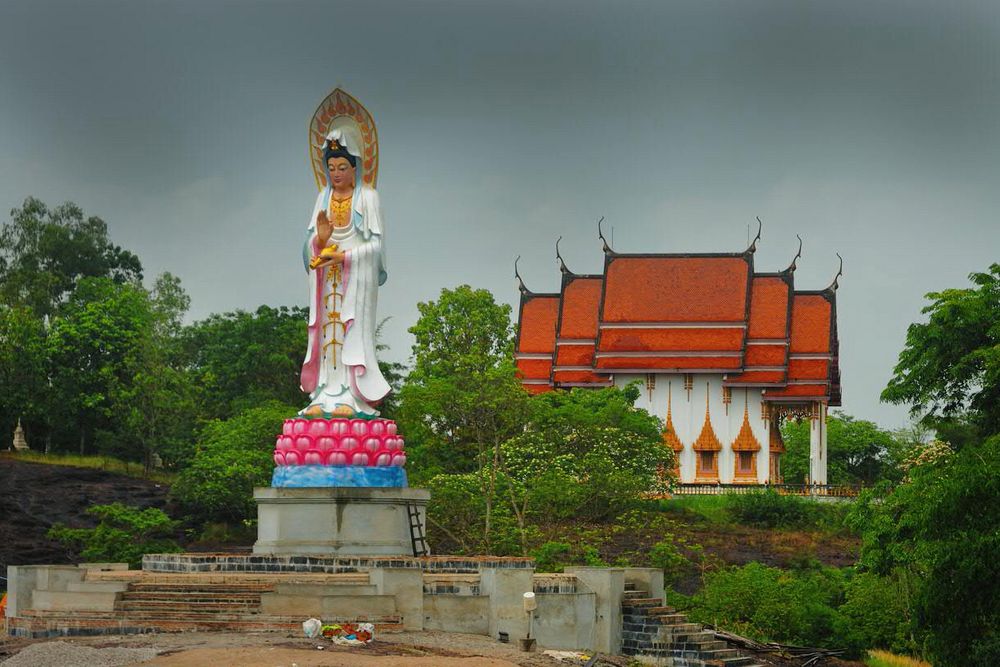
<box><xmin>2</xmin><ymin>0</ymin><xmax>998</xmax><ymax>429</ymax></box>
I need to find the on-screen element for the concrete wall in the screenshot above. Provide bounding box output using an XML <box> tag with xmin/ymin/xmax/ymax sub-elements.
<box><xmin>8</xmin><ymin>560</ymin><xmax>641</xmax><ymax>655</ymax></box>
<box><xmin>564</xmin><ymin>567</ymin><xmax>625</xmax><ymax>654</ymax></box>
<box><xmin>534</xmin><ymin>592</ymin><xmax>596</xmax><ymax>650</ymax></box>
<box><xmin>479</xmin><ymin>567</ymin><xmax>533</xmax><ymax>642</ymax></box>
<box><xmin>624</xmin><ymin>568</ymin><xmax>664</xmax><ymax>600</ymax></box>
<box><xmin>6</xmin><ymin>565</ymin><xmax>123</xmax><ymax>616</ymax></box>
<box><xmin>371</xmin><ymin>568</ymin><xmax>424</xmax><ymax>631</ymax></box>
<box><xmin>423</xmin><ymin>595</ymin><xmax>489</xmax><ymax>634</ymax></box>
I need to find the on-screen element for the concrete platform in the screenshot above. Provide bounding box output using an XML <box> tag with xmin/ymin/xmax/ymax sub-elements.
<box><xmin>252</xmin><ymin>486</ymin><xmax>430</xmax><ymax>556</ymax></box>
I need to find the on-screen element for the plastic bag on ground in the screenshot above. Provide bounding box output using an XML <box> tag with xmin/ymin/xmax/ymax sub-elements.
<box><xmin>302</xmin><ymin>618</ymin><xmax>322</xmax><ymax>638</ymax></box>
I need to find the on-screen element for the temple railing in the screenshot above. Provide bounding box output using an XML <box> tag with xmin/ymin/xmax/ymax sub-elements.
<box><xmin>664</xmin><ymin>483</ymin><xmax>864</xmax><ymax>498</ymax></box>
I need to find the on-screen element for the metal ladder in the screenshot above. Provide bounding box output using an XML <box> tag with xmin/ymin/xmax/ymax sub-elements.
<box><xmin>407</xmin><ymin>503</ymin><xmax>429</xmax><ymax>556</ymax></box>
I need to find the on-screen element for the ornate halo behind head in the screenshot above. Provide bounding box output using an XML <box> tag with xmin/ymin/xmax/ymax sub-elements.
<box><xmin>309</xmin><ymin>88</ymin><xmax>379</xmax><ymax>191</ymax></box>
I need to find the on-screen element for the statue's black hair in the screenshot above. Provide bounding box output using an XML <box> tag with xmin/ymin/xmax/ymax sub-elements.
<box><xmin>324</xmin><ymin>140</ymin><xmax>357</xmax><ymax>168</ymax></box>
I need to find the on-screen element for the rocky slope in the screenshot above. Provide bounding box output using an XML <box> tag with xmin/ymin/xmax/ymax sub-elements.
<box><xmin>0</xmin><ymin>456</ymin><xmax>170</xmax><ymax>576</ymax></box>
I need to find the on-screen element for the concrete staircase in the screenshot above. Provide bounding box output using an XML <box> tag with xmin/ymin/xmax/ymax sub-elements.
<box><xmin>621</xmin><ymin>584</ymin><xmax>763</xmax><ymax>667</ymax></box>
<box><xmin>10</xmin><ymin>572</ymin><xmax>404</xmax><ymax>637</ymax></box>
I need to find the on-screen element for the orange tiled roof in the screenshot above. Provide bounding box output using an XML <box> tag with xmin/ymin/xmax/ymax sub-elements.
<box><xmin>763</xmin><ymin>292</ymin><xmax>839</xmax><ymax>403</ymax></box>
<box><xmin>513</xmin><ymin>236</ymin><xmax>840</xmax><ymax>406</ymax></box>
<box><xmin>727</xmin><ymin>274</ymin><xmax>791</xmax><ymax>387</ymax></box>
<box><xmin>552</xmin><ymin>274</ymin><xmax>612</xmax><ymax>388</ymax></box>
<box><xmin>515</xmin><ymin>291</ymin><xmax>559</xmax><ymax>393</ymax></box>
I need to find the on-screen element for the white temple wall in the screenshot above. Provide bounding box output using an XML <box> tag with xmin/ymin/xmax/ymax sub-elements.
<box><xmin>614</xmin><ymin>373</ymin><xmax>772</xmax><ymax>484</ymax></box>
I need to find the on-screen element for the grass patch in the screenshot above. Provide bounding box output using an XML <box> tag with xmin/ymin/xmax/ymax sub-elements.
<box><xmin>2</xmin><ymin>451</ymin><xmax>175</xmax><ymax>484</ymax></box>
<box><xmin>649</xmin><ymin>491</ymin><xmax>850</xmax><ymax>533</ymax></box>
<box><xmin>652</xmin><ymin>495</ymin><xmax>732</xmax><ymax>525</ymax></box>
<box><xmin>866</xmin><ymin>650</ymin><xmax>932</xmax><ymax>667</ymax></box>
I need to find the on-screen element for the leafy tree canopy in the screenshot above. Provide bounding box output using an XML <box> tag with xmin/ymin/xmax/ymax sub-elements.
<box><xmin>882</xmin><ymin>263</ymin><xmax>1000</xmax><ymax>437</ymax></box>
<box><xmin>47</xmin><ymin>277</ymin><xmax>155</xmax><ymax>453</ymax></box>
<box><xmin>848</xmin><ymin>435</ymin><xmax>1000</xmax><ymax>666</ymax></box>
<box><xmin>171</xmin><ymin>401</ymin><xmax>294</xmax><ymax>524</ymax></box>
<box><xmin>0</xmin><ymin>197</ymin><xmax>142</xmax><ymax>317</ymax></box>
<box><xmin>398</xmin><ymin>285</ymin><xmax>527</xmax><ymax>477</ymax></box>
<box><xmin>781</xmin><ymin>411</ymin><xmax>909</xmax><ymax>484</ymax></box>
<box><xmin>180</xmin><ymin>306</ymin><xmax>307</xmax><ymax>421</ymax></box>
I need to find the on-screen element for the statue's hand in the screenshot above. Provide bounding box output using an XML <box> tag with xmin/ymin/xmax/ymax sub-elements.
<box><xmin>316</xmin><ymin>209</ymin><xmax>330</xmax><ymax>227</ymax></box>
<box><xmin>310</xmin><ymin>250</ymin><xmax>346</xmax><ymax>270</ymax></box>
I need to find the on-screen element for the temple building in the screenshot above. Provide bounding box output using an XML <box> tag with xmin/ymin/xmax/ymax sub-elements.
<box><xmin>514</xmin><ymin>225</ymin><xmax>841</xmax><ymax>486</ymax></box>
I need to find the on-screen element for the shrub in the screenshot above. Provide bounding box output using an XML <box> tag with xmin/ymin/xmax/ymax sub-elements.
<box><xmin>171</xmin><ymin>401</ymin><xmax>293</xmax><ymax>524</ymax></box>
<box><xmin>684</xmin><ymin>561</ymin><xmax>850</xmax><ymax>650</ymax></box>
<box><xmin>839</xmin><ymin>572</ymin><xmax>914</xmax><ymax>655</ymax></box>
<box><xmin>49</xmin><ymin>503</ymin><xmax>180</xmax><ymax>567</ymax></box>
<box><xmin>649</xmin><ymin>538</ymin><xmax>689</xmax><ymax>586</ymax></box>
<box><xmin>532</xmin><ymin>541</ymin><xmax>572</xmax><ymax>572</ymax></box>
<box><xmin>726</xmin><ymin>489</ymin><xmax>822</xmax><ymax>528</ymax></box>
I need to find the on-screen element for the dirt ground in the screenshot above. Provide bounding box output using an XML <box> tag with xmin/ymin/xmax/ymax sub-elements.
<box><xmin>0</xmin><ymin>631</ymin><xmax>582</xmax><ymax>667</ymax></box>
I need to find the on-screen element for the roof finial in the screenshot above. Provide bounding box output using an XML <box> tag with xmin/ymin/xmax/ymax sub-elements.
<box><xmin>746</xmin><ymin>217</ymin><xmax>762</xmax><ymax>254</ymax></box>
<box><xmin>785</xmin><ymin>234</ymin><xmax>803</xmax><ymax>273</ymax></box>
<box><xmin>825</xmin><ymin>253</ymin><xmax>844</xmax><ymax>292</ymax></box>
<box><xmin>514</xmin><ymin>255</ymin><xmax>529</xmax><ymax>294</ymax></box>
<box><xmin>556</xmin><ymin>236</ymin><xmax>572</xmax><ymax>275</ymax></box>
<box><xmin>597</xmin><ymin>216</ymin><xmax>613</xmax><ymax>254</ymax></box>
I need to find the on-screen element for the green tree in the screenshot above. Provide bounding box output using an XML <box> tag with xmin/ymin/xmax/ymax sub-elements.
<box><xmin>171</xmin><ymin>402</ymin><xmax>294</xmax><ymax>524</ymax></box>
<box><xmin>397</xmin><ymin>285</ymin><xmax>528</xmax><ymax>551</ymax></box>
<box><xmin>848</xmin><ymin>436</ymin><xmax>1000</xmax><ymax>666</ymax></box>
<box><xmin>48</xmin><ymin>503</ymin><xmax>180</xmax><ymax>567</ymax></box>
<box><xmin>112</xmin><ymin>273</ymin><xmax>198</xmax><ymax>469</ymax></box>
<box><xmin>180</xmin><ymin>306</ymin><xmax>307</xmax><ymax>421</ymax></box>
<box><xmin>47</xmin><ymin>277</ymin><xmax>154</xmax><ymax>455</ymax></box>
<box><xmin>882</xmin><ymin>263</ymin><xmax>1000</xmax><ymax>436</ymax></box>
<box><xmin>781</xmin><ymin>411</ymin><xmax>906</xmax><ymax>484</ymax></box>
<box><xmin>0</xmin><ymin>197</ymin><xmax>142</xmax><ymax>318</ymax></box>
<box><xmin>0</xmin><ymin>306</ymin><xmax>48</xmax><ymax>446</ymax></box>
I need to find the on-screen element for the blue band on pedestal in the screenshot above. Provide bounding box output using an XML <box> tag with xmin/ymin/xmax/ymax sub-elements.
<box><xmin>271</xmin><ymin>465</ymin><xmax>408</xmax><ymax>488</ymax></box>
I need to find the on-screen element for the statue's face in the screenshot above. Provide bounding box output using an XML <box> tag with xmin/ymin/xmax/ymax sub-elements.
<box><xmin>328</xmin><ymin>157</ymin><xmax>356</xmax><ymax>190</ymax></box>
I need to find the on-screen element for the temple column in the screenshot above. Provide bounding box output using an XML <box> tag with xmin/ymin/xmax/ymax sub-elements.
<box><xmin>809</xmin><ymin>402</ymin><xmax>828</xmax><ymax>485</ymax></box>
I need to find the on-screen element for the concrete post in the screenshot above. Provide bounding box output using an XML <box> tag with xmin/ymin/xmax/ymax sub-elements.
<box><xmin>480</xmin><ymin>567</ymin><xmax>533</xmax><ymax>642</ymax></box>
<box><xmin>564</xmin><ymin>567</ymin><xmax>625</xmax><ymax>654</ymax></box>
<box><xmin>809</xmin><ymin>402</ymin><xmax>828</xmax><ymax>485</ymax></box>
<box><xmin>370</xmin><ymin>568</ymin><xmax>424</xmax><ymax>631</ymax></box>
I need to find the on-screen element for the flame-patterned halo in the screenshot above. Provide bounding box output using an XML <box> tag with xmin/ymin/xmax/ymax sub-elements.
<box><xmin>309</xmin><ymin>88</ymin><xmax>379</xmax><ymax>191</ymax></box>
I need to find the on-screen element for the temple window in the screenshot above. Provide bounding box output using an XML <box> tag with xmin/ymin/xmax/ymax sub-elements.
<box><xmin>698</xmin><ymin>451</ymin><xmax>716</xmax><ymax>475</ymax></box>
<box><xmin>737</xmin><ymin>451</ymin><xmax>754</xmax><ymax>474</ymax></box>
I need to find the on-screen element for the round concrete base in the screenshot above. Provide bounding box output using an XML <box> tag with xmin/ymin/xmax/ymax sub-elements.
<box><xmin>252</xmin><ymin>486</ymin><xmax>430</xmax><ymax>556</ymax></box>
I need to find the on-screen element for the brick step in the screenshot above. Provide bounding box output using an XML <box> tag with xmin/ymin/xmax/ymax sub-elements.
<box><xmin>120</xmin><ymin>592</ymin><xmax>263</xmax><ymax>603</ymax></box>
<box><xmin>126</xmin><ymin>584</ymin><xmax>274</xmax><ymax>593</ymax></box>
<box><xmin>89</xmin><ymin>572</ymin><xmax>371</xmax><ymax>585</ymax></box>
<box><xmin>643</xmin><ymin>605</ymin><xmax>675</xmax><ymax>614</ymax></box>
<box><xmin>620</xmin><ymin>597</ymin><xmax>662</xmax><ymax>607</ymax></box>
<box><xmin>658</xmin><ymin>622</ymin><xmax>704</xmax><ymax>635</ymax></box>
<box><xmin>622</xmin><ymin>590</ymin><xmax>649</xmax><ymax>600</ymax></box>
<box><xmin>117</xmin><ymin>602</ymin><xmax>263</xmax><ymax>614</ymax></box>
<box><xmin>652</xmin><ymin>613</ymin><xmax>687</xmax><ymax>624</ymax></box>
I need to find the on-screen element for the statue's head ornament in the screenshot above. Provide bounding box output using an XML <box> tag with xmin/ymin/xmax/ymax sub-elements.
<box><xmin>324</xmin><ymin>137</ymin><xmax>357</xmax><ymax>168</ymax></box>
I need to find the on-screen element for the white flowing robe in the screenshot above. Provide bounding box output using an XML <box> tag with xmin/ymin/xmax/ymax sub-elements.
<box><xmin>300</xmin><ymin>184</ymin><xmax>391</xmax><ymax>416</ymax></box>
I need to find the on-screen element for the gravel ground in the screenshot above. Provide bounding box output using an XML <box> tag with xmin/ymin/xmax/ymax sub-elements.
<box><xmin>0</xmin><ymin>631</ymin><xmax>574</xmax><ymax>667</ymax></box>
<box><xmin>0</xmin><ymin>641</ymin><xmax>159</xmax><ymax>667</ymax></box>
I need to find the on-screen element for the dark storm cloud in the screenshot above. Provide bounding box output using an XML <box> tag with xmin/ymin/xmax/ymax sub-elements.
<box><xmin>2</xmin><ymin>0</ymin><xmax>998</xmax><ymax>427</ymax></box>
